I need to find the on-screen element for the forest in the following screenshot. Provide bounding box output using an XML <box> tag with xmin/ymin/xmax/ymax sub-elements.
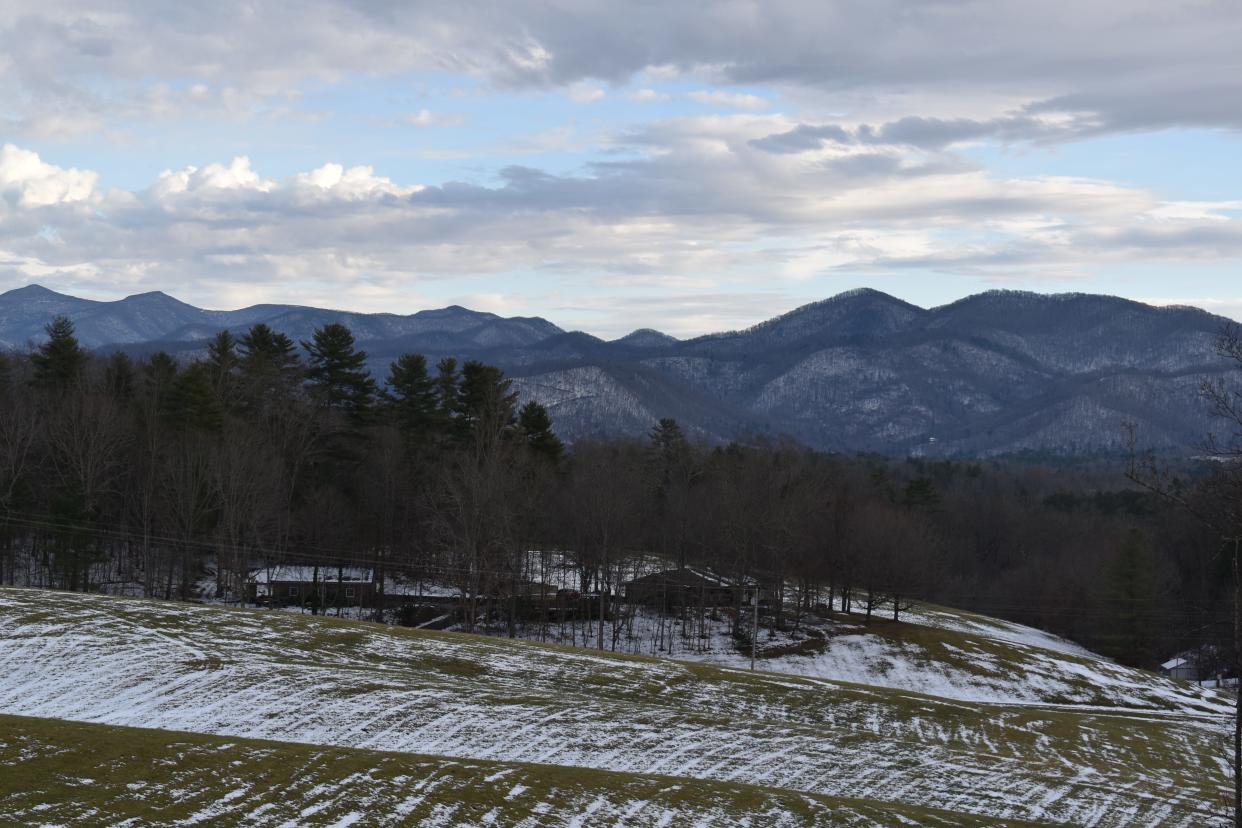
<box><xmin>0</xmin><ymin>315</ymin><xmax>1238</xmax><ymax>672</ymax></box>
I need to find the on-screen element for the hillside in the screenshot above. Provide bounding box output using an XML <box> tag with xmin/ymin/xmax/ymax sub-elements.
<box><xmin>0</xmin><ymin>285</ymin><xmax>1237</xmax><ymax>455</ymax></box>
<box><xmin>493</xmin><ymin>601</ymin><xmax>1228</xmax><ymax>714</ymax></box>
<box><xmin>0</xmin><ymin>587</ymin><xmax>1231</xmax><ymax>826</ymax></box>
<box><xmin>1</xmin><ymin>715</ymin><xmax>990</xmax><ymax>827</ymax></box>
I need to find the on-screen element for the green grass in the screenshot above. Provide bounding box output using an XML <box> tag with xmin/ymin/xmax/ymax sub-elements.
<box><xmin>0</xmin><ymin>713</ymin><xmax>1016</xmax><ymax>827</ymax></box>
<box><xmin>0</xmin><ymin>587</ymin><xmax>1232</xmax><ymax>826</ymax></box>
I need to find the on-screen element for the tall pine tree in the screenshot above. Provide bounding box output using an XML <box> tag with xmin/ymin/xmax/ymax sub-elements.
<box><xmin>518</xmin><ymin>400</ymin><xmax>563</xmax><ymax>463</ymax></box>
<box><xmin>302</xmin><ymin>323</ymin><xmax>377</xmax><ymax>416</ymax></box>
<box><xmin>31</xmin><ymin>316</ymin><xmax>88</xmax><ymax>390</ymax></box>
<box><xmin>385</xmin><ymin>352</ymin><xmax>440</xmax><ymax>441</ymax></box>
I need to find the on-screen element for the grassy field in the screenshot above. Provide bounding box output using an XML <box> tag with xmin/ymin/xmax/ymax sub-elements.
<box><xmin>0</xmin><ymin>713</ymin><xmax>1024</xmax><ymax>827</ymax></box>
<box><xmin>0</xmin><ymin>587</ymin><xmax>1232</xmax><ymax>826</ymax></box>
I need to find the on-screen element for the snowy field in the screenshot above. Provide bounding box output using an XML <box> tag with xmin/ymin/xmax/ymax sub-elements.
<box><xmin>1</xmin><ymin>714</ymin><xmax>989</xmax><ymax>828</ymax></box>
<box><xmin>0</xmin><ymin>587</ymin><xmax>1232</xmax><ymax>826</ymax></box>
<box><xmin>491</xmin><ymin>603</ymin><xmax>1229</xmax><ymax>714</ymax></box>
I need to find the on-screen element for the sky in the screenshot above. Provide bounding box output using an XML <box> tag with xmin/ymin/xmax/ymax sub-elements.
<box><xmin>0</xmin><ymin>1</ymin><xmax>1240</xmax><ymax>338</ymax></box>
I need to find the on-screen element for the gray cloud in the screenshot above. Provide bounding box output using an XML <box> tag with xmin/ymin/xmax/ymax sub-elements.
<box><xmin>2</xmin><ymin>1</ymin><xmax>1241</xmax><ymax>139</ymax></box>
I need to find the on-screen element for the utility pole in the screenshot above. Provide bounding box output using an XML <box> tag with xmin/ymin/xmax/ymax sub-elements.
<box><xmin>750</xmin><ymin>586</ymin><xmax>759</xmax><ymax>671</ymax></box>
<box><xmin>1232</xmin><ymin>536</ymin><xmax>1240</xmax><ymax>827</ymax></box>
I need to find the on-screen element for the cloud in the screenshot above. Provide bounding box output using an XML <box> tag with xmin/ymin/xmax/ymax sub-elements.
<box><xmin>567</xmin><ymin>82</ymin><xmax>606</xmax><ymax>103</ymax></box>
<box><xmin>2</xmin><ymin>1</ymin><xmax>1240</xmax><ymax>138</ymax></box>
<box><xmin>0</xmin><ymin>144</ymin><xmax>97</xmax><ymax>207</ymax></box>
<box><xmin>1</xmin><ymin>115</ymin><xmax>1239</xmax><ymax>321</ymax></box>
<box><xmin>627</xmin><ymin>88</ymin><xmax>669</xmax><ymax>102</ymax></box>
<box><xmin>400</xmin><ymin>109</ymin><xmax>468</xmax><ymax>128</ymax></box>
<box><xmin>686</xmin><ymin>90</ymin><xmax>770</xmax><ymax>110</ymax></box>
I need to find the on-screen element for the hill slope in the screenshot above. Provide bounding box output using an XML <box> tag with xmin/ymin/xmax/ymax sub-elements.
<box><xmin>2</xmin><ymin>714</ymin><xmax>993</xmax><ymax>827</ymax></box>
<box><xmin>0</xmin><ymin>588</ymin><xmax>1230</xmax><ymax>826</ymax></box>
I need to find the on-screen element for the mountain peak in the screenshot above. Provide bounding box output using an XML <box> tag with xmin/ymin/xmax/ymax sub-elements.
<box><xmin>1</xmin><ymin>283</ymin><xmax>66</xmax><ymax>300</ymax></box>
<box><xmin>614</xmin><ymin>328</ymin><xmax>678</xmax><ymax>348</ymax></box>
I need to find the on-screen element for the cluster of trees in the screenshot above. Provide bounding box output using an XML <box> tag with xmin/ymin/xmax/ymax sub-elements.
<box><xmin>0</xmin><ymin>316</ymin><xmax>1236</xmax><ymax>672</ymax></box>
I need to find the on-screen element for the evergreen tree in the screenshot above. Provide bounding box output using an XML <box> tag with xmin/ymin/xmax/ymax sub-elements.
<box><xmin>206</xmin><ymin>330</ymin><xmax>239</xmax><ymax>400</ymax></box>
<box><xmin>435</xmin><ymin>357</ymin><xmax>460</xmax><ymax>421</ymax></box>
<box><xmin>385</xmin><ymin>352</ymin><xmax>440</xmax><ymax>440</ymax></box>
<box><xmin>457</xmin><ymin>360</ymin><xmax>517</xmax><ymax>447</ymax></box>
<box><xmin>1104</xmin><ymin>528</ymin><xmax>1160</xmax><ymax>666</ymax></box>
<box><xmin>302</xmin><ymin>323</ymin><xmax>377</xmax><ymax>415</ymax></box>
<box><xmin>30</xmin><ymin>316</ymin><xmax>88</xmax><ymax>389</ymax></box>
<box><xmin>648</xmin><ymin>418</ymin><xmax>690</xmax><ymax>485</ymax></box>
<box><xmin>518</xmin><ymin>400</ymin><xmax>563</xmax><ymax>462</ymax></box>
<box><xmin>903</xmin><ymin>478</ymin><xmax>940</xmax><ymax>512</ymax></box>
<box><xmin>238</xmin><ymin>323</ymin><xmax>300</xmax><ymax>383</ymax></box>
<box><xmin>165</xmin><ymin>362</ymin><xmax>224</xmax><ymax>432</ymax></box>
<box><xmin>237</xmin><ymin>323</ymin><xmax>301</xmax><ymax>412</ymax></box>
<box><xmin>104</xmin><ymin>352</ymin><xmax>135</xmax><ymax>400</ymax></box>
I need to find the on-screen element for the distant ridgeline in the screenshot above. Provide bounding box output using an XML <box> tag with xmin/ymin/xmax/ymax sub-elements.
<box><xmin>0</xmin><ymin>284</ymin><xmax>1235</xmax><ymax>456</ymax></box>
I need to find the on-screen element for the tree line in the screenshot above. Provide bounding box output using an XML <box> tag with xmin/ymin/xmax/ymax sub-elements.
<box><xmin>0</xmin><ymin>315</ymin><xmax>1236</xmax><ymax>670</ymax></box>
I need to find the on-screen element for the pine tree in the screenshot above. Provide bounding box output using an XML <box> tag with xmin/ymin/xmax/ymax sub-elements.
<box><xmin>385</xmin><ymin>352</ymin><xmax>440</xmax><ymax>440</ymax></box>
<box><xmin>104</xmin><ymin>352</ymin><xmax>135</xmax><ymax>399</ymax></box>
<box><xmin>1104</xmin><ymin>528</ymin><xmax>1159</xmax><ymax>666</ymax></box>
<box><xmin>206</xmin><ymin>330</ymin><xmax>239</xmax><ymax>401</ymax></box>
<box><xmin>239</xmin><ymin>323</ymin><xmax>300</xmax><ymax>383</ymax></box>
<box><xmin>165</xmin><ymin>362</ymin><xmax>224</xmax><ymax>432</ymax></box>
<box><xmin>457</xmin><ymin>360</ymin><xmax>517</xmax><ymax>447</ymax></box>
<box><xmin>30</xmin><ymin>316</ymin><xmax>88</xmax><ymax>389</ymax></box>
<box><xmin>302</xmin><ymin>323</ymin><xmax>377</xmax><ymax>416</ymax></box>
<box><xmin>435</xmin><ymin>357</ymin><xmax>460</xmax><ymax>422</ymax></box>
<box><xmin>518</xmin><ymin>400</ymin><xmax>563</xmax><ymax>462</ymax></box>
<box><xmin>648</xmin><ymin>418</ymin><xmax>690</xmax><ymax>486</ymax></box>
<box><xmin>237</xmin><ymin>323</ymin><xmax>301</xmax><ymax>412</ymax></box>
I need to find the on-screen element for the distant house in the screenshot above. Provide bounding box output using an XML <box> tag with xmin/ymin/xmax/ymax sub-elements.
<box><xmin>1161</xmin><ymin>655</ymin><xmax>1200</xmax><ymax>682</ymax></box>
<box><xmin>249</xmin><ymin>566</ymin><xmax>375</xmax><ymax>607</ymax></box>
<box><xmin>623</xmin><ymin>568</ymin><xmax>742</xmax><ymax>609</ymax></box>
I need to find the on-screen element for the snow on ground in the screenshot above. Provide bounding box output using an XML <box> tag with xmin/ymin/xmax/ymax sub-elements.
<box><xmin>495</xmin><ymin>604</ymin><xmax>1230</xmax><ymax>715</ymax></box>
<box><xmin>0</xmin><ymin>587</ymin><xmax>1230</xmax><ymax>827</ymax></box>
<box><xmin>3</xmin><ymin>714</ymin><xmax>975</xmax><ymax>828</ymax></box>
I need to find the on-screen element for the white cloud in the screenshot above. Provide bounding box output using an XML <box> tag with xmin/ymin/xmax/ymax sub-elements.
<box><xmin>567</xmin><ymin>82</ymin><xmax>606</xmax><ymax>103</ymax></box>
<box><xmin>627</xmin><ymin>88</ymin><xmax>669</xmax><ymax>102</ymax></box>
<box><xmin>400</xmin><ymin>109</ymin><xmax>468</xmax><ymax>128</ymax></box>
<box><xmin>0</xmin><ymin>144</ymin><xmax>97</xmax><ymax>207</ymax></box>
<box><xmin>687</xmin><ymin>90</ymin><xmax>770</xmax><ymax>110</ymax></box>
<box><xmin>152</xmin><ymin>157</ymin><xmax>273</xmax><ymax>197</ymax></box>
<box><xmin>0</xmin><ymin>120</ymin><xmax>1240</xmax><ymax>326</ymax></box>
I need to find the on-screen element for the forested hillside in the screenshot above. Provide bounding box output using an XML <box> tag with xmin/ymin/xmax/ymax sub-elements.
<box><xmin>0</xmin><ymin>312</ymin><xmax>1237</xmax><ymax>673</ymax></box>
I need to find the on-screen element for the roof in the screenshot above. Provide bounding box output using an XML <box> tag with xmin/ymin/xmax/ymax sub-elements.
<box><xmin>249</xmin><ymin>566</ymin><xmax>373</xmax><ymax>585</ymax></box>
<box><xmin>625</xmin><ymin>568</ymin><xmax>738</xmax><ymax>589</ymax></box>
<box><xmin>1161</xmin><ymin>657</ymin><xmax>1192</xmax><ymax>671</ymax></box>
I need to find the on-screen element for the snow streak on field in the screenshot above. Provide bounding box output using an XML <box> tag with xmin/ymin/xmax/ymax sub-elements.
<box><xmin>1</xmin><ymin>714</ymin><xmax>996</xmax><ymax>828</ymax></box>
<box><xmin>500</xmin><ymin>604</ymin><xmax>1228</xmax><ymax>714</ymax></box>
<box><xmin>0</xmin><ymin>588</ymin><xmax>1232</xmax><ymax>826</ymax></box>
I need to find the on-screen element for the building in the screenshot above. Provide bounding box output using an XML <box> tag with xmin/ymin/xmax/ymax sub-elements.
<box><xmin>1160</xmin><ymin>655</ymin><xmax>1200</xmax><ymax>682</ymax></box>
<box><xmin>623</xmin><ymin>568</ymin><xmax>741</xmax><ymax>609</ymax></box>
<box><xmin>249</xmin><ymin>565</ymin><xmax>375</xmax><ymax>608</ymax></box>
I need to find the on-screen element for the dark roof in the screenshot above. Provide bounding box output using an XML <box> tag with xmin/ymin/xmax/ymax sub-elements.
<box><xmin>625</xmin><ymin>568</ymin><xmax>735</xmax><ymax>589</ymax></box>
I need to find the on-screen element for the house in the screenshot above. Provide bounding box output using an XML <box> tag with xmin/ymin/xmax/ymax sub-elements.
<box><xmin>249</xmin><ymin>565</ymin><xmax>375</xmax><ymax>608</ymax></box>
<box><xmin>1160</xmin><ymin>655</ymin><xmax>1200</xmax><ymax>682</ymax></box>
<box><xmin>623</xmin><ymin>568</ymin><xmax>741</xmax><ymax>609</ymax></box>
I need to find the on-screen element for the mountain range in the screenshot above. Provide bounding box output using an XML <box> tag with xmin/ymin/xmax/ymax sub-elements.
<box><xmin>1</xmin><ymin>283</ymin><xmax>1235</xmax><ymax>457</ymax></box>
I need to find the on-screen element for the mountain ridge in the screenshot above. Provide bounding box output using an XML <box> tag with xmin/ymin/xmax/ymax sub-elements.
<box><xmin>0</xmin><ymin>283</ymin><xmax>1235</xmax><ymax>456</ymax></box>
